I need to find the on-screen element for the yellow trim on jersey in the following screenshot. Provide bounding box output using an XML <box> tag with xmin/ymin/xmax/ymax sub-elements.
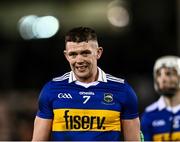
<box><xmin>52</xmin><ymin>109</ymin><xmax>121</xmax><ymax>131</ymax></box>
<box><xmin>153</xmin><ymin>132</ymin><xmax>180</xmax><ymax>141</ymax></box>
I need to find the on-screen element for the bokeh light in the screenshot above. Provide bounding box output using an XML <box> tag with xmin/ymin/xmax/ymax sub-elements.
<box><xmin>18</xmin><ymin>15</ymin><xmax>59</xmax><ymax>40</ymax></box>
<box><xmin>107</xmin><ymin>0</ymin><xmax>130</xmax><ymax>27</ymax></box>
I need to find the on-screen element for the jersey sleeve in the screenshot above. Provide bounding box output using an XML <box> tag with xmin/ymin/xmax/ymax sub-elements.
<box><xmin>121</xmin><ymin>81</ymin><xmax>139</xmax><ymax>119</ymax></box>
<box><xmin>141</xmin><ymin>112</ymin><xmax>153</xmax><ymax>141</ymax></box>
<box><xmin>36</xmin><ymin>82</ymin><xmax>53</xmax><ymax>119</ymax></box>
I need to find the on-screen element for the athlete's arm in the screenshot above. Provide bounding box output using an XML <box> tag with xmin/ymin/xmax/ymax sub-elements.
<box><xmin>32</xmin><ymin>116</ymin><xmax>52</xmax><ymax>141</ymax></box>
<box><xmin>122</xmin><ymin>117</ymin><xmax>141</xmax><ymax>141</ymax></box>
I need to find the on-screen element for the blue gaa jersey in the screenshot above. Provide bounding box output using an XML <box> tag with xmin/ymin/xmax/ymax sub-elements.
<box><xmin>37</xmin><ymin>68</ymin><xmax>139</xmax><ymax>141</ymax></box>
<box><xmin>141</xmin><ymin>96</ymin><xmax>180</xmax><ymax>141</ymax></box>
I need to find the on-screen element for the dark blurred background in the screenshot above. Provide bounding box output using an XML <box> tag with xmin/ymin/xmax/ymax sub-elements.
<box><xmin>0</xmin><ymin>0</ymin><xmax>178</xmax><ymax>140</ymax></box>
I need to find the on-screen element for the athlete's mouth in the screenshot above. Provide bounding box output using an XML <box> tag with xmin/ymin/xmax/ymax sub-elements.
<box><xmin>76</xmin><ymin>66</ymin><xmax>87</xmax><ymax>72</ymax></box>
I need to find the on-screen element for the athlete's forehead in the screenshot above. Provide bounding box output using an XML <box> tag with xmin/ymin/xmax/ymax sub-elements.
<box><xmin>155</xmin><ymin>67</ymin><xmax>178</xmax><ymax>77</ymax></box>
<box><xmin>66</xmin><ymin>41</ymin><xmax>98</xmax><ymax>49</ymax></box>
<box><xmin>156</xmin><ymin>66</ymin><xmax>177</xmax><ymax>73</ymax></box>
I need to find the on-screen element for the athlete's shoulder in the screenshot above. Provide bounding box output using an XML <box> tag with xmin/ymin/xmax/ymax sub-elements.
<box><xmin>106</xmin><ymin>73</ymin><xmax>125</xmax><ymax>84</ymax></box>
<box><xmin>52</xmin><ymin>72</ymin><xmax>70</xmax><ymax>82</ymax></box>
<box><xmin>106</xmin><ymin>73</ymin><xmax>134</xmax><ymax>90</ymax></box>
<box><xmin>42</xmin><ymin>72</ymin><xmax>70</xmax><ymax>90</ymax></box>
<box><xmin>105</xmin><ymin>73</ymin><xmax>137</xmax><ymax>97</ymax></box>
<box><xmin>145</xmin><ymin>101</ymin><xmax>159</xmax><ymax>113</ymax></box>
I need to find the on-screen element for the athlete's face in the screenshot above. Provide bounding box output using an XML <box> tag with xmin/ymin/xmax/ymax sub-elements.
<box><xmin>155</xmin><ymin>67</ymin><xmax>180</xmax><ymax>95</ymax></box>
<box><xmin>64</xmin><ymin>41</ymin><xmax>103</xmax><ymax>83</ymax></box>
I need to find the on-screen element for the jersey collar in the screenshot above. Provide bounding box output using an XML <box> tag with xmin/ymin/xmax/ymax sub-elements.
<box><xmin>157</xmin><ymin>96</ymin><xmax>180</xmax><ymax>113</ymax></box>
<box><xmin>68</xmin><ymin>67</ymin><xmax>107</xmax><ymax>83</ymax></box>
<box><xmin>157</xmin><ymin>96</ymin><xmax>166</xmax><ymax>111</ymax></box>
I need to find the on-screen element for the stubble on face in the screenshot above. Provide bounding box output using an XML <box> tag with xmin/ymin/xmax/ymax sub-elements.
<box><xmin>156</xmin><ymin>68</ymin><xmax>179</xmax><ymax>96</ymax></box>
<box><xmin>65</xmin><ymin>41</ymin><xmax>99</xmax><ymax>83</ymax></box>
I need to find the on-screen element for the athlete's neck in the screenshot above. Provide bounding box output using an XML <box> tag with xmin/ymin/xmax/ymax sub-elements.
<box><xmin>76</xmin><ymin>68</ymin><xmax>99</xmax><ymax>83</ymax></box>
<box><xmin>164</xmin><ymin>90</ymin><xmax>180</xmax><ymax>107</ymax></box>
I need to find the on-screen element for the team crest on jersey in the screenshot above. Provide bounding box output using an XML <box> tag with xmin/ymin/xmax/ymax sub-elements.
<box><xmin>58</xmin><ymin>93</ymin><xmax>72</xmax><ymax>99</ymax></box>
<box><xmin>102</xmin><ymin>93</ymin><xmax>115</xmax><ymax>105</ymax></box>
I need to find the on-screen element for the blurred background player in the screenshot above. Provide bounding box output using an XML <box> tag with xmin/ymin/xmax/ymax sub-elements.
<box><xmin>32</xmin><ymin>26</ymin><xmax>141</xmax><ymax>141</ymax></box>
<box><xmin>141</xmin><ymin>55</ymin><xmax>180</xmax><ymax>141</ymax></box>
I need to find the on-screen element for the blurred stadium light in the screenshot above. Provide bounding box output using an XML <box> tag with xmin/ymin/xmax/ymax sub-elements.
<box><xmin>0</xmin><ymin>0</ymin><xmax>128</xmax><ymax>40</ymax></box>
<box><xmin>18</xmin><ymin>15</ymin><xmax>59</xmax><ymax>40</ymax></box>
<box><xmin>18</xmin><ymin>15</ymin><xmax>38</xmax><ymax>40</ymax></box>
<box><xmin>107</xmin><ymin>0</ymin><xmax>130</xmax><ymax>28</ymax></box>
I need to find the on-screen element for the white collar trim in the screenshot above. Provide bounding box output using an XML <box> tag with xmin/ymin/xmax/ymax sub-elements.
<box><xmin>68</xmin><ymin>67</ymin><xmax>107</xmax><ymax>85</ymax></box>
<box><xmin>157</xmin><ymin>96</ymin><xmax>166</xmax><ymax>111</ymax></box>
<box><xmin>157</xmin><ymin>96</ymin><xmax>180</xmax><ymax>113</ymax></box>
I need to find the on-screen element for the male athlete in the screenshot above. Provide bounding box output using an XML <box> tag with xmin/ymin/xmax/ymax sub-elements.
<box><xmin>141</xmin><ymin>55</ymin><xmax>180</xmax><ymax>141</ymax></box>
<box><xmin>32</xmin><ymin>27</ymin><xmax>141</xmax><ymax>141</ymax></box>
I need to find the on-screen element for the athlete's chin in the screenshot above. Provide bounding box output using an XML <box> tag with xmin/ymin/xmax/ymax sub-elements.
<box><xmin>75</xmin><ymin>71</ymin><xmax>89</xmax><ymax>79</ymax></box>
<box><xmin>158</xmin><ymin>87</ymin><xmax>177</xmax><ymax>95</ymax></box>
<box><xmin>159</xmin><ymin>85</ymin><xmax>177</xmax><ymax>91</ymax></box>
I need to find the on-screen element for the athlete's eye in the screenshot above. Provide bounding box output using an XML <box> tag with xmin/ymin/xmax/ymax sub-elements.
<box><xmin>81</xmin><ymin>50</ymin><xmax>91</xmax><ymax>57</ymax></box>
<box><xmin>68</xmin><ymin>52</ymin><xmax>77</xmax><ymax>58</ymax></box>
<box><xmin>156</xmin><ymin>70</ymin><xmax>161</xmax><ymax>77</ymax></box>
<box><xmin>166</xmin><ymin>70</ymin><xmax>176</xmax><ymax>76</ymax></box>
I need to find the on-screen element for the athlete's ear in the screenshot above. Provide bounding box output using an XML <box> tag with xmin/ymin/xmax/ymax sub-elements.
<box><xmin>96</xmin><ymin>47</ymin><xmax>103</xmax><ymax>60</ymax></box>
<box><xmin>64</xmin><ymin>50</ymin><xmax>69</xmax><ymax>61</ymax></box>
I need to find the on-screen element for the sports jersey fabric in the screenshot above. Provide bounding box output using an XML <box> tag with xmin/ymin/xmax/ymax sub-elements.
<box><xmin>37</xmin><ymin>68</ymin><xmax>139</xmax><ymax>141</ymax></box>
<box><xmin>141</xmin><ymin>96</ymin><xmax>180</xmax><ymax>141</ymax></box>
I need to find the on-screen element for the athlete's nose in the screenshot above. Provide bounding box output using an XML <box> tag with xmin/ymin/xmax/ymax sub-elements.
<box><xmin>76</xmin><ymin>55</ymin><xmax>85</xmax><ymax>64</ymax></box>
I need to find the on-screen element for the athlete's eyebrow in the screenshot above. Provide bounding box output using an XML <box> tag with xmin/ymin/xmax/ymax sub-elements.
<box><xmin>80</xmin><ymin>50</ymin><xmax>91</xmax><ymax>54</ymax></box>
<box><xmin>68</xmin><ymin>51</ymin><xmax>77</xmax><ymax>56</ymax></box>
<box><xmin>67</xmin><ymin>49</ymin><xmax>92</xmax><ymax>56</ymax></box>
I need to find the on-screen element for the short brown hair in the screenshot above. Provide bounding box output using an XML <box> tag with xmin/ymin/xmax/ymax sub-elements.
<box><xmin>65</xmin><ymin>27</ymin><xmax>97</xmax><ymax>43</ymax></box>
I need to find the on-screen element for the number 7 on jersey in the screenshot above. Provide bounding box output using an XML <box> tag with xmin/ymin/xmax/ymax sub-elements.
<box><xmin>83</xmin><ymin>96</ymin><xmax>91</xmax><ymax>104</ymax></box>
